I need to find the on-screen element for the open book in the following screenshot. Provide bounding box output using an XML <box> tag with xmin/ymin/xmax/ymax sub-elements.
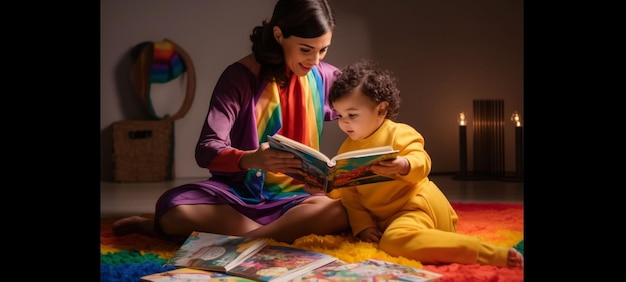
<box><xmin>140</xmin><ymin>268</ymin><xmax>256</xmax><ymax>282</ymax></box>
<box><xmin>267</xmin><ymin>134</ymin><xmax>399</xmax><ymax>193</ymax></box>
<box><xmin>294</xmin><ymin>259</ymin><xmax>443</xmax><ymax>282</ymax></box>
<box><xmin>227</xmin><ymin>245</ymin><xmax>337</xmax><ymax>282</ymax></box>
<box><xmin>164</xmin><ymin>231</ymin><xmax>268</xmax><ymax>272</ymax></box>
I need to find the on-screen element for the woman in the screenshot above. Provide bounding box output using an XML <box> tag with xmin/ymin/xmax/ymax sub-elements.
<box><xmin>113</xmin><ymin>0</ymin><xmax>349</xmax><ymax>244</ymax></box>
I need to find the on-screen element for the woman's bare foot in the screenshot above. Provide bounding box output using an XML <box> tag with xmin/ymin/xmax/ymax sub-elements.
<box><xmin>112</xmin><ymin>216</ymin><xmax>157</xmax><ymax>237</ymax></box>
<box><xmin>507</xmin><ymin>248</ymin><xmax>524</xmax><ymax>268</ymax></box>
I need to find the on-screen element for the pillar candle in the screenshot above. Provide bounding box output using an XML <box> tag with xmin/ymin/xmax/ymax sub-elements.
<box><xmin>459</xmin><ymin>125</ymin><xmax>467</xmax><ymax>178</ymax></box>
<box><xmin>515</xmin><ymin>125</ymin><xmax>523</xmax><ymax>179</ymax></box>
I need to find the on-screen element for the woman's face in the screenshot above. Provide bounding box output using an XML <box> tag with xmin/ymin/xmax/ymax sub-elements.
<box><xmin>276</xmin><ymin>28</ymin><xmax>332</xmax><ymax>77</ymax></box>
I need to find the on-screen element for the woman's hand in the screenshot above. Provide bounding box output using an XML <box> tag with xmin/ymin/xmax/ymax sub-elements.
<box><xmin>241</xmin><ymin>142</ymin><xmax>302</xmax><ymax>174</ymax></box>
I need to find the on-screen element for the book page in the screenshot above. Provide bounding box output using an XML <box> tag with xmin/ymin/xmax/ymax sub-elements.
<box><xmin>331</xmin><ymin>146</ymin><xmax>398</xmax><ymax>163</ymax></box>
<box><xmin>268</xmin><ymin>134</ymin><xmax>331</xmax><ymax>164</ymax></box>
<box><xmin>227</xmin><ymin>245</ymin><xmax>337</xmax><ymax>282</ymax></box>
<box><xmin>330</xmin><ymin>151</ymin><xmax>399</xmax><ymax>190</ymax></box>
<box><xmin>166</xmin><ymin>231</ymin><xmax>267</xmax><ymax>272</ymax></box>
<box><xmin>296</xmin><ymin>259</ymin><xmax>442</xmax><ymax>282</ymax></box>
<box><xmin>141</xmin><ymin>268</ymin><xmax>256</xmax><ymax>282</ymax></box>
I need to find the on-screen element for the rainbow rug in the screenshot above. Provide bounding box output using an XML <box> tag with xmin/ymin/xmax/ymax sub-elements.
<box><xmin>101</xmin><ymin>202</ymin><xmax>523</xmax><ymax>282</ymax></box>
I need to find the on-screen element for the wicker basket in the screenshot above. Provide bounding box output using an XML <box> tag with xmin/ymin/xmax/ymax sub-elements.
<box><xmin>112</xmin><ymin>120</ymin><xmax>174</xmax><ymax>182</ymax></box>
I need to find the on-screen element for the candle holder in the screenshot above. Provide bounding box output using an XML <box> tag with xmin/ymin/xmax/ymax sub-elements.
<box><xmin>453</xmin><ymin>112</ymin><xmax>469</xmax><ymax>180</ymax></box>
<box><xmin>512</xmin><ymin>111</ymin><xmax>523</xmax><ymax>180</ymax></box>
<box><xmin>501</xmin><ymin>111</ymin><xmax>523</xmax><ymax>182</ymax></box>
<box><xmin>459</xmin><ymin>112</ymin><xmax>467</xmax><ymax>177</ymax></box>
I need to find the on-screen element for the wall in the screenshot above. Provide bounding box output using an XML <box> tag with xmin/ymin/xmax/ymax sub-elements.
<box><xmin>100</xmin><ymin>0</ymin><xmax>523</xmax><ymax>181</ymax></box>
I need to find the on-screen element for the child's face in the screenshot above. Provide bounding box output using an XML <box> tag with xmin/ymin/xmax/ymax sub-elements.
<box><xmin>332</xmin><ymin>89</ymin><xmax>387</xmax><ymax>140</ymax></box>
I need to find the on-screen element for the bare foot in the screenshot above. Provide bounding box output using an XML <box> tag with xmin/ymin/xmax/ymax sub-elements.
<box><xmin>507</xmin><ymin>248</ymin><xmax>524</xmax><ymax>268</ymax></box>
<box><xmin>112</xmin><ymin>216</ymin><xmax>157</xmax><ymax>237</ymax></box>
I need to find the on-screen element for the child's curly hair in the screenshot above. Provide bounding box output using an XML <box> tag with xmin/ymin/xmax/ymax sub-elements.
<box><xmin>329</xmin><ymin>59</ymin><xmax>401</xmax><ymax>120</ymax></box>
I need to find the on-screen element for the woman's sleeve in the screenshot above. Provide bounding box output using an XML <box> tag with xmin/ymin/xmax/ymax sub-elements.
<box><xmin>195</xmin><ymin>63</ymin><xmax>258</xmax><ymax>171</ymax></box>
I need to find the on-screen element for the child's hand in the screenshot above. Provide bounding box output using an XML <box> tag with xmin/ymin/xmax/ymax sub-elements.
<box><xmin>370</xmin><ymin>156</ymin><xmax>410</xmax><ymax>175</ymax></box>
<box><xmin>357</xmin><ymin>227</ymin><xmax>382</xmax><ymax>242</ymax></box>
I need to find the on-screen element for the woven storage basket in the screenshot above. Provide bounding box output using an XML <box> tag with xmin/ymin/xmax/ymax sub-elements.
<box><xmin>112</xmin><ymin>38</ymin><xmax>195</xmax><ymax>182</ymax></box>
<box><xmin>113</xmin><ymin>120</ymin><xmax>174</xmax><ymax>182</ymax></box>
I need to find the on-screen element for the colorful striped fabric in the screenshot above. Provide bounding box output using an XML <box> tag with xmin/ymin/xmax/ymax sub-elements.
<box><xmin>100</xmin><ymin>203</ymin><xmax>523</xmax><ymax>282</ymax></box>
<box><xmin>254</xmin><ymin>67</ymin><xmax>326</xmax><ymax>196</ymax></box>
<box><xmin>130</xmin><ymin>40</ymin><xmax>186</xmax><ymax>120</ymax></box>
<box><xmin>254</xmin><ymin>67</ymin><xmax>324</xmax><ymax>146</ymax></box>
<box><xmin>150</xmin><ymin>41</ymin><xmax>185</xmax><ymax>83</ymax></box>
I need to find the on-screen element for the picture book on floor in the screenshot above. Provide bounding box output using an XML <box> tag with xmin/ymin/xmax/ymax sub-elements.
<box><xmin>293</xmin><ymin>259</ymin><xmax>443</xmax><ymax>282</ymax></box>
<box><xmin>164</xmin><ymin>231</ymin><xmax>268</xmax><ymax>272</ymax></box>
<box><xmin>140</xmin><ymin>267</ymin><xmax>257</xmax><ymax>282</ymax></box>
<box><xmin>226</xmin><ymin>245</ymin><xmax>338</xmax><ymax>282</ymax></box>
<box><xmin>267</xmin><ymin>134</ymin><xmax>399</xmax><ymax>192</ymax></box>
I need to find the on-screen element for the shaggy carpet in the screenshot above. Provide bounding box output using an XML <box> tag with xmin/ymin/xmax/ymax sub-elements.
<box><xmin>100</xmin><ymin>202</ymin><xmax>523</xmax><ymax>282</ymax></box>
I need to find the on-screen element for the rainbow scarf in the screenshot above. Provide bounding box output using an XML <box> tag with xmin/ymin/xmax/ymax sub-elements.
<box><xmin>255</xmin><ymin>67</ymin><xmax>324</xmax><ymax>145</ymax></box>
<box><xmin>100</xmin><ymin>203</ymin><xmax>524</xmax><ymax>282</ymax></box>
<box><xmin>253</xmin><ymin>67</ymin><xmax>325</xmax><ymax>196</ymax></box>
<box><xmin>130</xmin><ymin>40</ymin><xmax>186</xmax><ymax>119</ymax></box>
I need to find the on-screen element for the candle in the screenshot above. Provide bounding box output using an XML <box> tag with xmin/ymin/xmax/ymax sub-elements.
<box><xmin>511</xmin><ymin>111</ymin><xmax>523</xmax><ymax>179</ymax></box>
<box><xmin>511</xmin><ymin>111</ymin><xmax>521</xmax><ymax>127</ymax></box>
<box><xmin>458</xmin><ymin>112</ymin><xmax>467</xmax><ymax>178</ymax></box>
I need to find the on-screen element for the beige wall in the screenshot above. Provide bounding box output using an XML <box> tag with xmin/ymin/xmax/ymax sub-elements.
<box><xmin>100</xmin><ymin>0</ymin><xmax>523</xmax><ymax>181</ymax></box>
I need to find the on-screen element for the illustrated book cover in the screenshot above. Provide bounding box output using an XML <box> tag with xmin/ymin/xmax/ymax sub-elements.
<box><xmin>140</xmin><ymin>267</ymin><xmax>256</xmax><ymax>282</ymax></box>
<box><xmin>293</xmin><ymin>259</ymin><xmax>443</xmax><ymax>282</ymax></box>
<box><xmin>164</xmin><ymin>231</ymin><xmax>268</xmax><ymax>272</ymax></box>
<box><xmin>226</xmin><ymin>245</ymin><xmax>338</xmax><ymax>282</ymax></box>
<box><xmin>267</xmin><ymin>134</ymin><xmax>399</xmax><ymax>192</ymax></box>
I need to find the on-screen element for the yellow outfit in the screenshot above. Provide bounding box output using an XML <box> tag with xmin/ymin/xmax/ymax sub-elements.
<box><xmin>337</xmin><ymin>119</ymin><xmax>510</xmax><ymax>267</ymax></box>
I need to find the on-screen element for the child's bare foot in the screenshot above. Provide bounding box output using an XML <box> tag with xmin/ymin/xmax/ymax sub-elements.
<box><xmin>112</xmin><ymin>216</ymin><xmax>157</xmax><ymax>237</ymax></box>
<box><xmin>507</xmin><ymin>248</ymin><xmax>524</xmax><ymax>268</ymax></box>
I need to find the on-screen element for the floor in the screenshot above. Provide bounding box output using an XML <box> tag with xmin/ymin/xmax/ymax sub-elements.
<box><xmin>100</xmin><ymin>173</ymin><xmax>524</xmax><ymax>218</ymax></box>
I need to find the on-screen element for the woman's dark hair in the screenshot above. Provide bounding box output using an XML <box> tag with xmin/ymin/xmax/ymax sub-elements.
<box><xmin>250</xmin><ymin>0</ymin><xmax>335</xmax><ymax>88</ymax></box>
<box><xmin>329</xmin><ymin>59</ymin><xmax>401</xmax><ymax>120</ymax></box>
